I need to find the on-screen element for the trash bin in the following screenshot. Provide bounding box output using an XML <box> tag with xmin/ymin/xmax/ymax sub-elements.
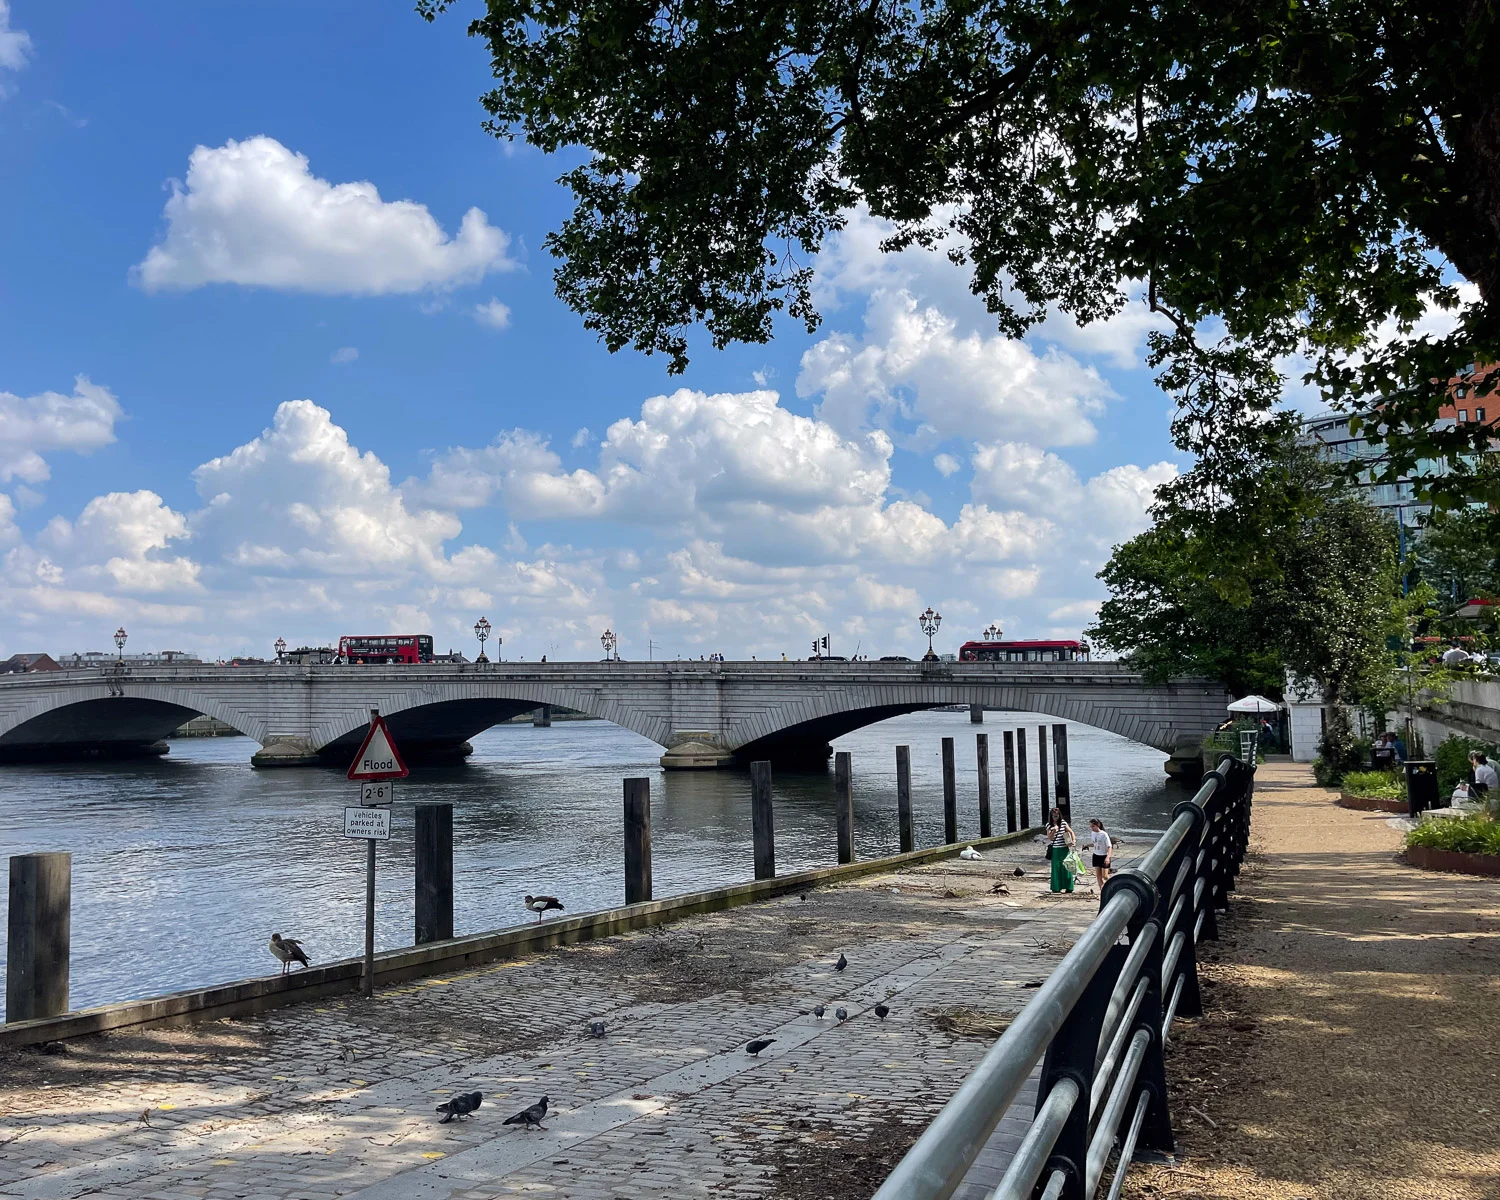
<box><xmin>1405</xmin><ymin>760</ymin><xmax>1438</xmax><ymax>818</ymax></box>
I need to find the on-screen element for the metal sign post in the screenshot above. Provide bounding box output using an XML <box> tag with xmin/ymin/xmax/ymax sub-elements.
<box><xmin>345</xmin><ymin>709</ymin><xmax>409</xmax><ymax>999</ymax></box>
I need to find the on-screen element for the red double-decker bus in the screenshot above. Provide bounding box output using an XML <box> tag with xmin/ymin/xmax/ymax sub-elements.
<box><xmin>337</xmin><ymin>634</ymin><xmax>434</xmax><ymax>664</ymax></box>
<box><xmin>959</xmin><ymin>639</ymin><xmax>1089</xmax><ymax>663</ymax></box>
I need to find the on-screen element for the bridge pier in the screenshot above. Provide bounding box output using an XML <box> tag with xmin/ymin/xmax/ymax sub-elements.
<box><xmin>659</xmin><ymin>731</ymin><xmax>736</xmax><ymax>770</ymax></box>
<box><xmin>250</xmin><ymin>736</ymin><xmax>321</xmax><ymax>768</ymax></box>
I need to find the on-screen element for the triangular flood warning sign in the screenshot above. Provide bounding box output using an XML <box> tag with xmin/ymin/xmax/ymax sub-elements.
<box><xmin>347</xmin><ymin>714</ymin><xmax>410</xmax><ymax>780</ymax></box>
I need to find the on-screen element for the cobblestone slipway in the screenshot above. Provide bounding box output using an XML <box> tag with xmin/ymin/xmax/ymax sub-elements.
<box><xmin>1</xmin><ymin>846</ymin><xmax>1102</xmax><ymax>1200</ymax></box>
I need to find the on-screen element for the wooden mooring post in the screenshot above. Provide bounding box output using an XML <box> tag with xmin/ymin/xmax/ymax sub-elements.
<box><xmin>414</xmin><ymin>804</ymin><xmax>453</xmax><ymax>945</ymax></box>
<box><xmin>1017</xmin><ymin>728</ymin><xmax>1031</xmax><ymax>829</ymax></box>
<box><xmin>1038</xmin><ymin>724</ymin><xmax>1051</xmax><ymax>813</ymax></box>
<box><xmin>623</xmin><ymin>777</ymin><xmax>653</xmax><ymax>904</ymax></box>
<box><xmin>6</xmin><ymin>852</ymin><xmax>70</xmax><ymax>1023</ymax></box>
<box><xmin>1052</xmin><ymin>724</ymin><xmax>1072</xmax><ymax>825</ymax></box>
<box><xmin>750</xmin><ymin>760</ymin><xmax>776</xmax><ymax>880</ymax></box>
<box><xmin>1003</xmin><ymin>731</ymin><xmax>1018</xmax><ymax>833</ymax></box>
<box><xmin>969</xmin><ymin>703</ymin><xmax>983</xmax><ymax>724</ymax></box>
<box><xmin>976</xmin><ymin>733</ymin><xmax>992</xmax><ymax>838</ymax></box>
<box><xmin>895</xmin><ymin>745</ymin><xmax>914</xmax><ymax>854</ymax></box>
<box><xmin>941</xmin><ymin>737</ymin><xmax>958</xmax><ymax>845</ymax></box>
<box><xmin>835</xmin><ymin>751</ymin><xmax>855</xmax><ymax>864</ymax></box>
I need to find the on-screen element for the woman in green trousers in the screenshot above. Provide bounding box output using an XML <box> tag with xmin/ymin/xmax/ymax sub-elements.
<box><xmin>1046</xmin><ymin>807</ymin><xmax>1076</xmax><ymax>893</ymax></box>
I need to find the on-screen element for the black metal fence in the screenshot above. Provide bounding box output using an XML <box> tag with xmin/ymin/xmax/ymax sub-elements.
<box><xmin>873</xmin><ymin>752</ymin><xmax>1255</xmax><ymax>1200</ymax></box>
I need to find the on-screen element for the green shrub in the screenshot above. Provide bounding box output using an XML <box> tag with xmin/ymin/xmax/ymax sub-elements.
<box><xmin>1406</xmin><ymin>815</ymin><xmax>1500</xmax><ymax>856</ymax></box>
<box><xmin>1433</xmin><ymin>734</ymin><xmax>1500</xmax><ymax>794</ymax></box>
<box><xmin>1340</xmin><ymin>770</ymin><xmax>1404</xmax><ymax>800</ymax></box>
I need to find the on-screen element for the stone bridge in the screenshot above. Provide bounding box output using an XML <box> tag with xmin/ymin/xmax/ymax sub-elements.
<box><xmin>0</xmin><ymin>660</ymin><xmax>1230</xmax><ymax>771</ymax></box>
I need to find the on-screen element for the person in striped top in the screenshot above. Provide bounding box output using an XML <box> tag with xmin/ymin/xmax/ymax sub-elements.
<box><xmin>1046</xmin><ymin>807</ymin><xmax>1075</xmax><ymax>894</ymax></box>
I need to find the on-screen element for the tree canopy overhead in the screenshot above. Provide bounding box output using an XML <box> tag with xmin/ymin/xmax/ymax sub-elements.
<box><xmin>421</xmin><ymin>0</ymin><xmax>1500</xmax><ymax>505</ymax></box>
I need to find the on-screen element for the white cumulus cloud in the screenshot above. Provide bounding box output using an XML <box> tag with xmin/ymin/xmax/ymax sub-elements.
<box><xmin>330</xmin><ymin>346</ymin><xmax>359</xmax><ymax>365</ymax></box>
<box><xmin>0</xmin><ymin>376</ymin><xmax>123</xmax><ymax>484</ymax></box>
<box><xmin>473</xmin><ymin>298</ymin><xmax>512</xmax><ymax>330</ymax></box>
<box><xmin>0</xmin><ymin>0</ymin><xmax>31</xmax><ymax>82</ymax></box>
<box><xmin>133</xmin><ymin>137</ymin><xmax>515</xmax><ymax>295</ymax></box>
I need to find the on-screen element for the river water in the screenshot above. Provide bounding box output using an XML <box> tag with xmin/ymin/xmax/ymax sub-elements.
<box><xmin>0</xmin><ymin>710</ymin><xmax>1184</xmax><ymax>1017</ymax></box>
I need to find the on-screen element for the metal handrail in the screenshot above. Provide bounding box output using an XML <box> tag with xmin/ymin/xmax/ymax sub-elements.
<box><xmin>873</xmin><ymin>752</ymin><xmax>1255</xmax><ymax>1200</ymax></box>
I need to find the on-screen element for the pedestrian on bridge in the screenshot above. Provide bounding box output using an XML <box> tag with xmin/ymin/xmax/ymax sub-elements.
<box><xmin>1046</xmin><ymin>808</ymin><xmax>1075</xmax><ymax>894</ymax></box>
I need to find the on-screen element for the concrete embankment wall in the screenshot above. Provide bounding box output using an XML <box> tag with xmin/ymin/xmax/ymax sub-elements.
<box><xmin>1415</xmin><ymin>677</ymin><xmax>1500</xmax><ymax>750</ymax></box>
<box><xmin>0</xmin><ymin>828</ymin><xmax>1035</xmax><ymax>1048</ymax></box>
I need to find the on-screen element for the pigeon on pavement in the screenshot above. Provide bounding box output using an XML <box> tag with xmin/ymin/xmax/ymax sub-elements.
<box><xmin>269</xmin><ymin>933</ymin><xmax>310</xmax><ymax>975</ymax></box>
<box><xmin>835</xmin><ymin>1007</ymin><xmax>848</xmax><ymax>1021</ymax></box>
<box><xmin>1013</xmin><ymin>867</ymin><xmax>1026</xmax><ymax>877</ymax></box>
<box><xmin>589</xmin><ymin>1020</ymin><xmax>606</xmax><ymax>1038</ymax></box>
<box><xmin>436</xmin><ymin>1091</ymin><xmax>483</xmax><ymax>1123</ymax></box>
<box><xmin>813</xmin><ymin>1004</ymin><xmax>826</xmax><ymax>1018</ymax></box>
<box><xmin>524</xmin><ymin>895</ymin><xmax>564</xmax><ymax>920</ymax></box>
<box><xmin>746</xmin><ymin>1038</ymin><xmax>776</xmax><ymax>1056</ymax></box>
<box><xmin>503</xmin><ymin>1096</ymin><xmax>550</xmax><ymax>1131</ymax></box>
<box><xmin>874</xmin><ymin>1004</ymin><xmax>890</xmax><ymax>1021</ymax></box>
<box><xmin>835</xmin><ymin>953</ymin><xmax>848</xmax><ymax>972</ymax></box>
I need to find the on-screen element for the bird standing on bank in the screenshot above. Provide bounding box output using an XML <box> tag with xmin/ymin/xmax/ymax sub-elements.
<box><xmin>875</xmin><ymin>1004</ymin><xmax>890</xmax><ymax>1021</ymax></box>
<box><xmin>504</xmin><ymin>1096</ymin><xmax>550</xmax><ymax>1131</ymax></box>
<box><xmin>813</xmin><ymin>1004</ymin><xmax>826</xmax><ymax>1018</ymax></box>
<box><xmin>835</xmin><ymin>1007</ymin><xmax>848</xmax><ymax>1021</ymax></box>
<box><xmin>436</xmin><ymin>1091</ymin><xmax>483</xmax><ymax>1123</ymax></box>
<box><xmin>269</xmin><ymin>933</ymin><xmax>310</xmax><ymax>975</ymax></box>
<box><xmin>524</xmin><ymin>895</ymin><xmax>564</xmax><ymax>920</ymax></box>
<box><xmin>589</xmin><ymin>1020</ymin><xmax>606</xmax><ymax>1038</ymax></box>
<box><xmin>746</xmin><ymin>1038</ymin><xmax>776</xmax><ymax>1056</ymax></box>
<box><xmin>835</xmin><ymin>953</ymin><xmax>847</xmax><ymax>972</ymax></box>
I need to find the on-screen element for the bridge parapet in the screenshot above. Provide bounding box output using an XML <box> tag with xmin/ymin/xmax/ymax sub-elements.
<box><xmin>0</xmin><ymin>660</ymin><xmax>1231</xmax><ymax>770</ymax></box>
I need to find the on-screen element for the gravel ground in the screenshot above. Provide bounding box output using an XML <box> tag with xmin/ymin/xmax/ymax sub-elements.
<box><xmin>1124</xmin><ymin>761</ymin><xmax>1500</xmax><ymax>1200</ymax></box>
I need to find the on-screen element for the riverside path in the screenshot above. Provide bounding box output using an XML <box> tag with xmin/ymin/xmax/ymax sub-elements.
<box><xmin>0</xmin><ymin>843</ymin><xmax>1101</xmax><ymax>1200</ymax></box>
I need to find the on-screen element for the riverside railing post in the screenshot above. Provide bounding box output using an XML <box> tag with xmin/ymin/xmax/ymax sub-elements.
<box><xmin>6</xmin><ymin>852</ymin><xmax>70</xmax><ymax>1022</ymax></box>
<box><xmin>1052</xmin><ymin>723</ymin><xmax>1071</xmax><ymax>825</ymax></box>
<box><xmin>623</xmin><ymin>777</ymin><xmax>653</xmax><ymax>904</ymax></box>
<box><xmin>835</xmin><ymin>751</ymin><xmax>855</xmax><ymax>864</ymax></box>
<box><xmin>750</xmin><ymin>760</ymin><xmax>776</xmax><ymax>880</ymax></box>
<box><xmin>1003</xmin><ymin>730</ymin><xmax>1018</xmax><ymax>832</ymax></box>
<box><xmin>1038</xmin><ymin>724</ymin><xmax>1052</xmax><ymax>813</ymax></box>
<box><xmin>941</xmin><ymin>737</ymin><xmax>958</xmax><ymax>845</ymax></box>
<box><xmin>895</xmin><ymin>745</ymin><xmax>914</xmax><ymax>854</ymax></box>
<box><xmin>1169</xmin><ymin>801</ymin><xmax>1209</xmax><ymax>1021</ymax></box>
<box><xmin>976</xmin><ymin>733</ymin><xmax>992</xmax><ymax>838</ymax></box>
<box><xmin>1035</xmin><ymin>941</ymin><xmax>1128</xmax><ymax>1198</ymax></box>
<box><xmin>1104</xmin><ymin>866</ymin><xmax>1177</xmax><ymax>1160</ymax></box>
<box><xmin>414</xmin><ymin>804</ymin><xmax>453</xmax><ymax>945</ymax></box>
<box><xmin>1017</xmin><ymin>728</ymin><xmax>1031</xmax><ymax>829</ymax></box>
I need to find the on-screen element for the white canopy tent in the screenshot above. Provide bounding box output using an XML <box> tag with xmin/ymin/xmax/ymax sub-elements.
<box><xmin>1226</xmin><ymin>694</ymin><xmax>1281</xmax><ymax>714</ymax></box>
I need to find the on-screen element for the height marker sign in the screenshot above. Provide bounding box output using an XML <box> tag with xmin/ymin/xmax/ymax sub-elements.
<box><xmin>347</xmin><ymin>713</ymin><xmax>409</xmax><ymax>781</ymax></box>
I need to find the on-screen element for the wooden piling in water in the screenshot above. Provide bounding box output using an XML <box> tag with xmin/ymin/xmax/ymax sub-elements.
<box><xmin>414</xmin><ymin>804</ymin><xmax>453</xmax><ymax>945</ymax></box>
<box><xmin>895</xmin><ymin>745</ymin><xmax>914</xmax><ymax>854</ymax></box>
<box><xmin>1038</xmin><ymin>724</ymin><xmax>1051</xmax><ymax>812</ymax></box>
<box><xmin>1003</xmin><ymin>731</ymin><xmax>1018</xmax><ymax>833</ymax></box>
<box><xmin>970</xmin><ymin>703</ymin><xmax>983</xmax><ymax>724</ymax></box>
<box><xmin>941</xmin><ymin>737</ymin><xmax>958</xmax><ymax>845</ymax></box>
<box><xmin>835</xmin><ymin>751</ymin><xmax>855</xmax><ymax>864</ymax></box>
<box><xmin>6</xmin><ymin>852</ymin><xmax>70</xmax><ymax>1023</ymax></box>
<box><xmin>1017</xmin><ymin>728</ymin><xmax>1031</xmax><ymax>829</ymax></box>
<box><xmin>623</xmin><ymin>778</ymin><xmax>653</xmax><ymax>904</ymax></box>
<box><xmin>750</xmin><ymin>761</ymin><xmax>776</xmax><ymax>880</ymax></box>
<box><xmin>1052</xmin><ymin>724</ymin><xmax>1072</xmax><ymax>825</ymax></box>
<box><xmin>976</xmin><ymin>733</ymin><xmax>992</xmax><ymax>838</ymax></box>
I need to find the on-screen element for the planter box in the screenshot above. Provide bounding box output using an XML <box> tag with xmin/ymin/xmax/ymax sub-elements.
<box><xmin>1338</xmin><ymin>792</ymin><xmax>1406</xmax><ymax>814</ymax></box>
<box><xmin>1404</xmin><ymin>844</ymin><xmax>1500</xmax><ymax>877</ymax></box>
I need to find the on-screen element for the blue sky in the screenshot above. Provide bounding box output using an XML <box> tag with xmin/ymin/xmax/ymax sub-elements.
<box><xmin>0</xmin><ymin>0</ymin><xmax>1190</xmax><ymax>662</ymax></box>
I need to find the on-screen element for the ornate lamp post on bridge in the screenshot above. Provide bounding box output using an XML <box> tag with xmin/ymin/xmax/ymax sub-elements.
<box><xmin>274</xmin><ymin>636</ymin><xmax>287</xmax><ymax>663</ymax></box>
<box><xmin>474</xmin><ymin>617</ymin><xmax>492</xmax><ymax>664</ymax></box>
<box><xmin>918</xmin><ymin>607</ymin><xmax>942</xmax><ymax>662</ymax></box>
<box><xmin>601</xmin><ymin>628</ymin><xmax>618</xmax><ymax>662</ymax></box>
<box><xmin>983</xmin><ymin>623</ymin><xmax>1002</xmax><ymax>642</ymax></box>
<box><xmin>114</xmin><ymin>627</ymin><xmax>127</xmax><ymax>661</ymax></box>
